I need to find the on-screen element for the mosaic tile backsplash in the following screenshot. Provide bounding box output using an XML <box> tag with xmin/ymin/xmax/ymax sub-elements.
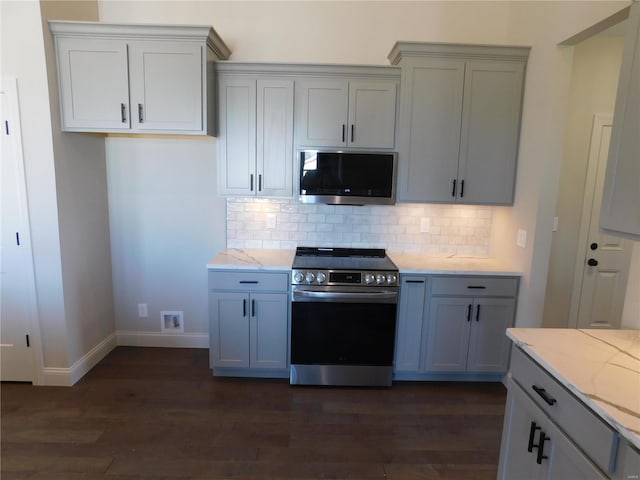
<box><xmin>226</xmin><ymin>198</ymin><xmax>492</xmax><ymax>255</ymax></box>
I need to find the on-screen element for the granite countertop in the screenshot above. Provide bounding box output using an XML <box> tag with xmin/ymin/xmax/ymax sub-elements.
<box><xmin>388</xmin><ymin>252</ymin><xmax>522</xmax><ymax>276</ymax></box>
<box><xmin>207</xmin><ymin>248</ymin><xmax>295</xmax><ymax>271</ymax></box>
<box><xmin>507</xmin><ymin>328</ymin><xmax>640</xmax><ymax>449</ymax></box>
<box><xmin>207</xmin><ymin>248</ymin><xmax>521</xmax><ymax>276</ymax></box>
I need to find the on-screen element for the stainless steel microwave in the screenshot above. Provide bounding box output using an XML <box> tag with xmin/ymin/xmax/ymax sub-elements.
<box><xmin>298</xmin><ymin>150</ymin><xmax>397</xmax><ymax>205</ymax></box>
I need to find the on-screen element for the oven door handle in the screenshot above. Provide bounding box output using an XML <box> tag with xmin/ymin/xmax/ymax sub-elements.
<box><xmin>292</xmin><ymin>290</ymin><xmax>397</xmax><ymax>303</ymax></box>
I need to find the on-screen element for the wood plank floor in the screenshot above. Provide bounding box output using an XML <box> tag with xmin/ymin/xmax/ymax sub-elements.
<box><xmin>1</xmin><ymin>347</ymin><xmax>507</xmax><ymax>479</ymax></box>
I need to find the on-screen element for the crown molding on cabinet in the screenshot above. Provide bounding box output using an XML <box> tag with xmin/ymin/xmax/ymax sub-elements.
<box><xmin>48</xmin><ymin>20</ymin><xmax>231</xmax><ymax>60</ymax></box>
<box><xmin>387</xmin><ymin>41</ymin><xmax>531</xmax><ymax>65</ymax></box>
<box><xmin>215</xmin><ymin>61</ymin><xmax>400</xmax><ymax>80</ymax></box>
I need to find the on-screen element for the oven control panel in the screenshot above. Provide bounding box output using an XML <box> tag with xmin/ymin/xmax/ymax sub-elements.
<box><xmin>292</xmin><ymin>269</ymin><xmax>398</xmax><ymax>286</ymax></box>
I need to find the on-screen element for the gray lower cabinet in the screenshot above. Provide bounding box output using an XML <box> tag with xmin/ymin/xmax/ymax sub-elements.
<box><xmin>209</xmin><ymin>270</ymin><xmax>289</xmax><ymax>377</ymax></box>
<box><xmin>424</xmin><ymin>276</ymin><xmax>518</xmax><ymax>374</ymax></box>
<box><xmin>614</xmin><ymin>443</ymin><xmax>640</xmax><ymax>480</ymax></box>
<box><xmin>394</xmin><ymin>276</ymin><xmax>428</xmax><ymax>373</ymax></box>
<box><xmin>393</xmin><ymin>274</ymin><xmax>518</xmax><ymax>379</ymax></box>
<box><xmin>388</xmin><ymin>42</ymin><xmax>529</xmax><ymax>205</ymax></box>
<box><xmin>499</xmin><ymin>347</ymin><xmax>618</xmax><ymax>479</ymax></box>
<box><xmin>217</xmin><ymin>69</ymin><xmax>294</xmax><ymax>197</ymax></box>
<box><xmin>424</xmin><ymin>297</ymin><xmax>515</xmax><ymax>373</ymax></box>
<box><xmin>499</xmin><ymin>378</ymin><xmax>608</xmax><ymax>480</ymax></box>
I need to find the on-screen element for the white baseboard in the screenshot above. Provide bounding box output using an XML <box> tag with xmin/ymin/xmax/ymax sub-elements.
<box><xmin>116</xmin><ymin>330</ymin><xmax>209</xmax><ymax>348</ymax></box>
<box><xmin>41</xmin><ymin>332</ymin><xmax>117</xmax><ymax>386</ymax></box>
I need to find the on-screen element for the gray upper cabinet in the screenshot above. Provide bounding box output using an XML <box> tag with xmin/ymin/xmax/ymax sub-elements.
<box><xmin>217</xmin><ymin>66</ymin><xmax>294</xmax><ymax>197</ymax></box>
<box><xmin>49</xmin><ymin>21</ymin><xmax>230</xmax><ymax>135</ymax></box>
<box><xmin>600</xmin><ymin>2</ymin><xmax>640</xmax><ymax>240</ymax></box>
<box><xmin>389</xmin><ymin>42</ymin><xmax>529</xmax><ymax>205</ymax></box>
<box><xmin>296</xmin><ymin>75</ymin><xmax>399</xmax><ymax>150</ymax></box>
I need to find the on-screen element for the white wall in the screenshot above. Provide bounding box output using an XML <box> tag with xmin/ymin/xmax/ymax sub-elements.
<box><xmin>106</xmin><ymin>138</ymin><xmax>225</xmax><ymax>345</ymax></box>
<box><xmin>97</xmin><ymin>0</ymin><xmax>629</xmax><ymax>332</ymax></box>
<box><xmin>542</xmin><ymin>35</ymin><xmax>625</xmax><ymax>328</ymax></box>
<box><xmin>39</xmin><ymin>0</ymin><xmax>115</xmax><ymax>367</ymax></box>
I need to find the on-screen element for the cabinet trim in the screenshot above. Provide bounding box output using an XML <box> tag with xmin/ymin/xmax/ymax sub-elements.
<box><xmin>388</xmin><ymin>41</ymin><xmax>531</xmax><ymax>65</ymax></box>
<box><xmin>49</xmin><ymin>20</ymin><xmax>231</xmax><ymax>59</ymax></box>
<box><xmin>216</xmin><ymin>62</ymin><xmax>401</xmax><ymax>80</ymax></box>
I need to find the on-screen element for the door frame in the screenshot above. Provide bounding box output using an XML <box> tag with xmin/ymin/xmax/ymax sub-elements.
<box><xmin>568</xmin><ymin>113</ymin><xmax>613</xmax><ymax>328</ymax></box>
<box><xmin>1</xmin><ymin>76</ymin><xmax>43</xmax><ymax>383</ymax></box>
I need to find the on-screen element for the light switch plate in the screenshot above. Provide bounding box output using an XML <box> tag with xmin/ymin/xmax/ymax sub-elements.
<box><xmin>266</xmin><ymin>213</ymin><xmax>277</xmax><ymax>229</ymax></box>
<box><xmin>516</xmin><ymin>229</ymin><xmax>527</xmax><ymax>248</ymax></box>
<box><xmin>420</xmin><ymin>218</ymin><xmax>430</xmax><ymax>233</ymax></box>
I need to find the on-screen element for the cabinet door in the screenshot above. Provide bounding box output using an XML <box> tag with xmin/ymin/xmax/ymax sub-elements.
<box><xmin>542</xmin><ymin>421</ymin><xmax>608</xmax><ymax>480</ymax></box>
<box><xmin>210</xmin><ymin>292</ymin><xmax>250</xmax><ymax>368</ymax></box>
<box><xmin>394</xmin><ymin>277</ymin><xmax>427</xmax><ymax>372</ymax></box>
<box><xmin>128</xmin><ymin>41</ymin><xmax>203</xmax><ymax>132</ymax></box>
<box><xmin>467</xmin><ymin>298</ymin><xmax>515</xmax><ymax>372</ymax></box>
<box><xmin>256</xmin><ymin>79</ymin><xmax>294</xmax><ymax>197</ymax></box>
<box><xmin>397</xmin><ymin>58</ymin><xmax>465</xmax><ymax>202</ymax></box>
<box><xmin>347</xmin><ymin>81</ymin><xmax>397</xmax><ymax>149</ymax></box>
<box><xmin>249</xmin><ymin>293</ymin><xmax>288</xmax><ymax>369</ymax></box>
<box><xmin>218</xmin><ymin>77</ymin><xmax>257</xmax><ymax>195</ymax></box>
<box><xmin>600</xmin><ymin>2</ymin><xmax>640</xmax><ymax>238</ymax></box>
<box><xmin>458</xmin><ymin>60</ymin><xmax>524</xmax><ymax>205</ymax></box>
<box><xmin>498</xmin><ymin>382</ymin><xmax>546</xmax><ymax>480</ymax></box>
<box><xmin>55</xmin><ymin>37</ymin><xmax>130</xmax><ymax>131</ymax></box>
<box><xmin>296</xmin><ymin>80</ymin><xmax>348</xmax><ymax>147</ymax></box>
<box><xmin>423</xmin><ymin>297</ymin><xmax>472</xmax><ymax>372</ymax></box>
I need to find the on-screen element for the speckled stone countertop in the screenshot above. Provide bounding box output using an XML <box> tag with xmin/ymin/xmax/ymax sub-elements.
<box><xmin>507</xmin><ymin>328</ymin><xmax>640</xmax><ymax>449</ymax></box>
<box><xmin>388</xmin><ymin>252</ymin><xmax>522</xmax><ymax>276</ymax></box>
<box><xmin>207</xmin><ymin>248</ymin><xmax>295</xmax><ymax>271</ymax></box>
<box><xmin>207</xmin><ymin>248</ymin><xmax>521</xmax><ymax>276</ymax></box>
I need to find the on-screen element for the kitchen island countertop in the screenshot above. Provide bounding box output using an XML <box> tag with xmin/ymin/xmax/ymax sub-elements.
<box><xmin>507</xmin><ymin>328</ymin><xmax>640</xmax><ymax>450</ymax></box>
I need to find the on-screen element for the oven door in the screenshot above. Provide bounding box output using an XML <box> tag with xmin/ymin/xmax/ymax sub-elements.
<box><xmin>290</xmin><ymin>287</ymin><xmax>397</xmax><ymax>386</ymax></box>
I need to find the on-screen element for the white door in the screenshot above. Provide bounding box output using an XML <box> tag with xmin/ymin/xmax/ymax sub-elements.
<box><xmin>296</xmin><ymin>79</ymin><xmax>348</xmax><ymax>147</ymax></box>
<box><xmin>570</xmin><ymin>115</ymin><xmax>633</xmax><ymax>329</ymax></box>
<box><xmin>0</xmin><ymin>78</ymin><xmax>36</xmax><ymax>381</ymax></box>
<box><xmin>347</xmin><ymin>81</ymin><xmax>397</xmax><ymax>149</ymax></box>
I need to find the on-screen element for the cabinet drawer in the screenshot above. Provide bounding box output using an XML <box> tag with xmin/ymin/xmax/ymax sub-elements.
<box><xmin>430</xmin><ymin>276</ymin><xmax>518</xmax><ymax>297</ymax></box>
<box><xmin>510</xmin><ymin>347</ymin><xmax>617</xmax><ymax>474</ymax></box>
<box><xmin>209</xmin><ymin>271</ymin><xmax>289</xmax><ymax>292</ymax></box>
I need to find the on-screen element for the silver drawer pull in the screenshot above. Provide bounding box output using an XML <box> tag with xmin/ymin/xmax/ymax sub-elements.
<box><xmin>532</xmin><ymin>385</ymin><xmax>557</xmax><ymax>406</ymax></box>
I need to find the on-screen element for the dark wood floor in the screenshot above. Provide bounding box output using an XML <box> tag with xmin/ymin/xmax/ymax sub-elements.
<box><xmin>1</xmin><ymin>347</ymin><xmax>507</xmax><ymax>479</ymax></box>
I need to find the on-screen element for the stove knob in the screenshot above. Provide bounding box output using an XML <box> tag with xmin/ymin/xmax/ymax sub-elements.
<box><xmin>376</xmin><ymin>274</ymin><xmax>386</xmax><ymax>285</ymax></box>
<box><xmin>293</xmin><ymin>271</ymin><xmax>304</xmax><ymax>283</ymax></box>
<box><xmin>364</xmin><ymin>273</ymin><xmax>375</xmax><ymax>285</ymax></box>
<box><xmin>386</xmin><ymin>274</ymin><xmax>397</xmax><ymax>285</ymax></box>
<box><xmin>305</xmin><ymin>272</ymin><xmax>315</xmax><ymax>283</ymax></box>
<box><xmin>316</xmin><ymin>272</ymin><xmax>327</xmax><ymax>284</ymax></box>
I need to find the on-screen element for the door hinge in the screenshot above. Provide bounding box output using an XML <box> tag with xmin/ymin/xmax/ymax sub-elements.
<box><xmin>16</xmin><ymin>232</ymin><xmax>20</xmax><ymax>246</ymax></box>
<box><xmin>26</xmin><ymin>334</ymin><xmax>30</xmax><ymax>347</ymax></box>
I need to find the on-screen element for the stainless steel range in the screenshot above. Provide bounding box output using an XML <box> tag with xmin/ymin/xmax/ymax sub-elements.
<box><xmin>290</xmin><ymin>247</ymin><xmax>399</xmax><ymax>387</ymax></box>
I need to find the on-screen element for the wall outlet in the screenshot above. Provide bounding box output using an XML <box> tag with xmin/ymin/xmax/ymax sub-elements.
<box><xmin>516</xmin><ymin>229</ymin><xmax>527</xmax><ymax>248</ymax></box>
<box><xmin>552</xmin><ymin>216</ymin><xmax>558</xmax><ymax>232</ymax></box>
<box><xmin>420</xmin><ymin>217</ymin><xmax>430</xmax><ymax>233</ymax></box>
<box><xmin>138</xmin><ymin>303</ymin><xmax>148</xmax><ymax>318</ymax></box>
<box><xmin>160</xmin><ymin>311</ymin><xmax>184</xmax><ymax>333</ymax></box>
<box><xmin>266</xmin><ymin>213</ymin><xmax>277</xmax><ymax>229</ymax></box>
